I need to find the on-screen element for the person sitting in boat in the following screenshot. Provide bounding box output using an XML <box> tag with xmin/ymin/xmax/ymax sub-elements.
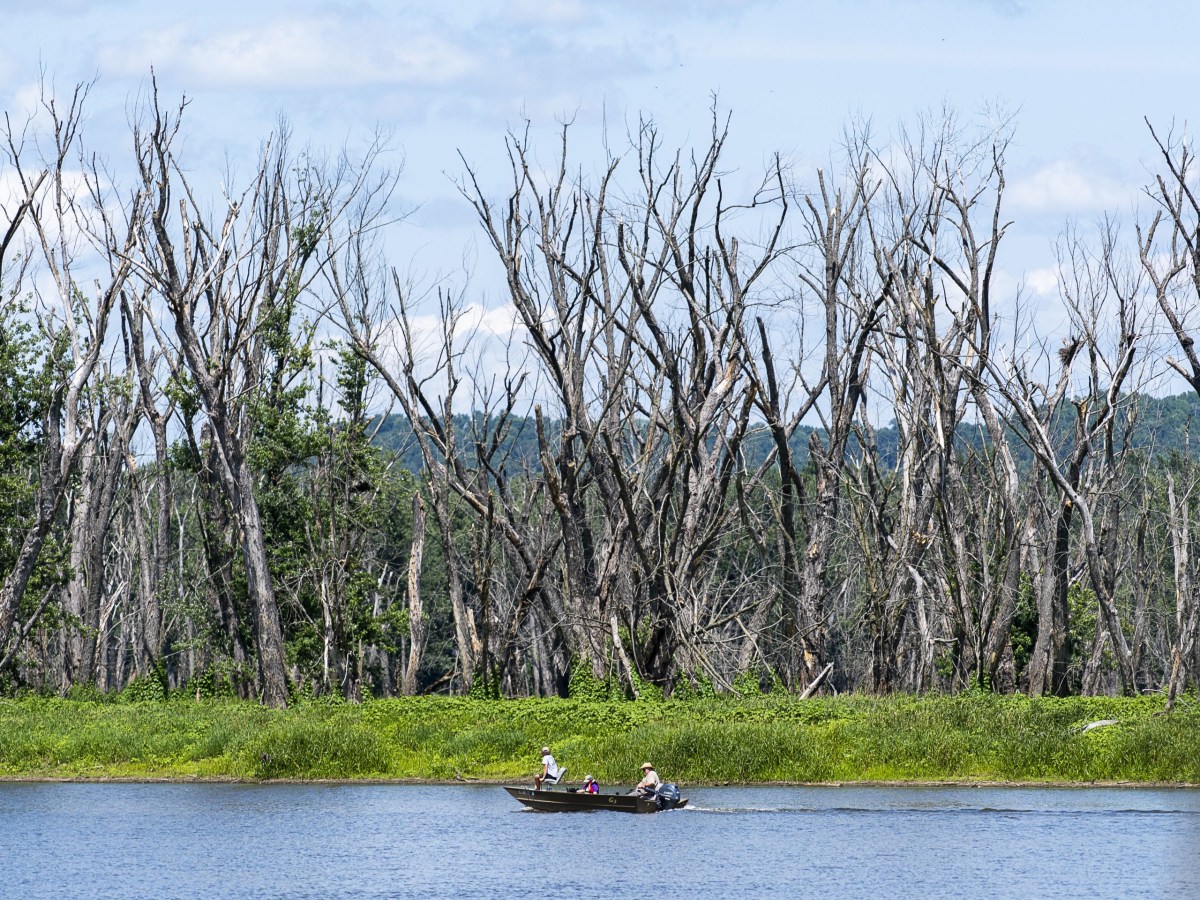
<box><xmin>631</xmin><ymin>762</ymin><xmax>661</xmax><ymax>796</ymax></box>
<box><xmin>534</xmin><ymin>746</ymin><xmax>564</xmax><ymax>790</ymax></box>
<box><xmin>580</xmin><ymin>774</ymin><xmax>599</xmax><ymax>794</ymax></box>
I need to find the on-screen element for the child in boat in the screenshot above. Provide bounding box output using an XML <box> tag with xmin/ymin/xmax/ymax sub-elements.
<box><xmin>580</xmin><ymin>774</ymin><xmax>599</xmax><ymax>794</ymax></box>
<box><xmin>534</xmin><ymin>746</ymin><xmax>563</xmax><ymax>790</ymax></box>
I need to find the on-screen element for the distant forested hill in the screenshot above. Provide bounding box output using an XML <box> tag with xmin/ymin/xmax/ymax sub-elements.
<box><xmin>372</xmin><ymin>412</ymin><xmax>548</xmax><ymax>472</ymax></box>
<box><xmin>1130</xmin><ymin>391</ymin><xmax>1200</xmax><ymax>453</ymax></box>
<box><xmin>371</xmin><ymin>391</ymin><xmax>1200</xmax><ymax>472</ymax></box>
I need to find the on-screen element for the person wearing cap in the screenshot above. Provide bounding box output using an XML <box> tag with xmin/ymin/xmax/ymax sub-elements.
<box><xmin>534</xmin><ymin>746</ymin><xmax>563</xmax><ymax>790</ymax></box>
<box><xmin>579</xmin><ymin>774</ymin><xmax>599</xmax><ymax>794</ymax></box>
<box><xmin>632</xmin><ymin>762</ymin><xmax>660</xmax><ymax>796</ymax></box>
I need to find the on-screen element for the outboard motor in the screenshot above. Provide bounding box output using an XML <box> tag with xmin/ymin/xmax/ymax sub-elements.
<box><xmin>652</xmin><ymin>782</ymin><xmax>682</xmax><ymax>811</ymax></box>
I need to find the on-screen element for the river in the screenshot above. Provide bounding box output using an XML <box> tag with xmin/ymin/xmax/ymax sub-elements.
<box><xmin>2</xmin><ymin>783</ymin><xmax>1197</xmax><ymax>898</ymax></box>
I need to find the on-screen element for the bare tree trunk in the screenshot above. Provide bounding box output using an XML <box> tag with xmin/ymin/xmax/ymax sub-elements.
<box><xmin>0</xmin><ymin>81</ymin><xmax>133</xmax><ymax>666</ymax></box>
<box><xmin>402</xmin><ymin>493</ymin><xmax>427</xmax><ymax>695</ymax></box>
<box><xmin>1028</xmin><ymin>492</ymin><xmax>1074</xmax><ymax>697</ymax></box>
<box><xmin>1081</xmin><ymin>615</ymin><xmax>1108</xmax><ymax>697</ymax></box>
<box><xmin>1142</xmin><ymin>121</ymin><xmax>1200</xmax><ymax>706</ymax></box>
<box><xmin>122</xmin><ymin>288</ymin><xmax>174</xmax><ymax>668</ymax></box>
<box><xmin>0</xmin><ymin>412</ymin><xmax>71</xmax><ymax>654</ymax></box>
<box><xmin>1165</xmin><ymin>473</ymin><xmax>1200</xmax><ymax>711</ymax></box>
<box><xmin>132</xmin><ymin>84</ymin><xmax>370</xmax><ymax>706</ymax></box>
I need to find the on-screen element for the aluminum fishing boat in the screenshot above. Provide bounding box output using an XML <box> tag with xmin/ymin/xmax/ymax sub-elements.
<box><xmin>505</xmin><ymin>784</ymin><xmax>687</xmax><ymax>813</ymax></box>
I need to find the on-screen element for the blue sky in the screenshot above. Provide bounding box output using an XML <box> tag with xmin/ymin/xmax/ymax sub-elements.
<box><xmin>1</xmin><ymin>0</ymin><xmax>1195</xmax><ymax>339</ymax></box>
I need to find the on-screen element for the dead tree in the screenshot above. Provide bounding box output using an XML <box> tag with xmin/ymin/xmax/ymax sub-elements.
<box><xmin>335</xmin><ymin>265</ymin><xmax>495</xmax><ymax>694</ymax></box>
<box><xmin>1141</xmin><ymin>120</ymin><xmax>1200</xmax><ymax>705</ymax></box>
<box><xmin>129</xmin><ymin>86</ymin><xmax>375</xmax><ymax>706</ymax></box>
<box><xmin>119</xmin><ymin>283</ymin><xmax>176</xmax><ymax>673</ymax></box>
<box><xmin>993</xmin><ymin>225</ymin><xmax>1143</xmax><ymax>696</ymax></box>
<box><xmin>458</xmin><ymin>121</ymin><xmax>620</xmax><ymax>685</ymax></box>
<box><xmin>1164</xmin><ymin>470</ymin><xmax>1200</xmax><ymax>710</ymax></box>
<box><xmin>401</xmin><ymin>491</ymin><xmax>427</xmax><ymax>695</ymax></box>
<box><xmin>768</xmin><ymin>154</ymin><xmax>880</xmax><ymax>692</ymax></box>
<box><xmin>602</xmin><ymin>115</ymin><xmax>788</xmax><ymax>690</ymax></box>
<box><xmin>0</xmin><ymin>82</ymin><xmax>138</xmax><ymax>674</ymax></box>
<box><xmin>344</xmin><ymin>111</ymin><xmax>791</xmax><ymax>695</ymax></box>
<box><xmin>864</xmin><ymin>112</ymin><xmax>1024</xmax><ymax>692</ymax></box>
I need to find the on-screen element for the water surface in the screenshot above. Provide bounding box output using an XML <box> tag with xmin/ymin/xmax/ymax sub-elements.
<box><xmin>3</xmin><ymin>783</ymin><xmax>1196</xmax><ymax>898</ymax></box>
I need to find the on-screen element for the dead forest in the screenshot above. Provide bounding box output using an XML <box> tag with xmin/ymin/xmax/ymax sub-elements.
<box><xmin>2</xmin><ymin>84</ymin><xmax>1199</xmax><ymax>707</ymax></box>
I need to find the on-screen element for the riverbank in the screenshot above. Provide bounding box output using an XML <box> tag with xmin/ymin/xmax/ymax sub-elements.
<box><xmin>1</xmin><ymin>694</ymin><xmax>1197</xmax><ymax>784</ymax></box>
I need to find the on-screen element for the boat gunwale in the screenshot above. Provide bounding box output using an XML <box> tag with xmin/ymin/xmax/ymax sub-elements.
<box><xmin>504</xmin><ymin>785</ymin><xmax>687</xmax><ymax>813</ymax></box>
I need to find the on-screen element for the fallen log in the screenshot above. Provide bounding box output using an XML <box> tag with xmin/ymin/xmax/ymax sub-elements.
<box><xmin>799</xmin><ymin>663</ymin><xmax>834</xmax><ymax>700</ymax></box>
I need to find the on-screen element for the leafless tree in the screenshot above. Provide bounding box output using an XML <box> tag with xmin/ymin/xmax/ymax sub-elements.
<box><xmin>993</xmin><ymin>225</ymin><xmax>1144</xmax><ymax>695</ymax></box>
<box><xmin>1141</xmin><ymin>120</ymin><xmax>1200</xmax><ymax>705</ymax></box>
<box><xmin>0</xmin><ymin>82</ymin><xmax>140</xmax><ymax>675</ymax></box>
<box><xmin>862</xmin><ymin>111</ymin><xmax>1026</xmax><ymax>691</ymax></box>
<box><xmin>724</xmin><ymin>135</ymin><xmax>883</xmax><ymax>694</ymax></box>
<box><xmin>119</xmin><ymin>281</ymin><xmax>176</xmax><ymax>673</ymax></box>
<box><xmin>128</xmin><ymin>84</ymin><xmax>382</xmax><ymax>705</ymax></box>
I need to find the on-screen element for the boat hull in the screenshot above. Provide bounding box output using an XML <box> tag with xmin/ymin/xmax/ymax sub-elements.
<box><xmin>504</xmin><ymin>786</ymin><xmax>687</xmax><ymax>814</ymax></box>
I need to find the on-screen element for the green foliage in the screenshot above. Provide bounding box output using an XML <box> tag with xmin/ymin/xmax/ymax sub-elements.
<box><xmin>0</xmin><ymin>302</ymin><xmax>49</xmax><ymax>464</ymax></box>
<box><xmin>162</xmin><ymin>372</ymin><xmax>201</xmax><ymax>424</ymax></box>
<box><xmin>1011</xmin><ymin>574</ymin><xmax>1038</xmax><ymax>680</ymax></box>
<box><xmin>671</xmin><ymin>674</ymin><xmax>717</xmax><ymax>700</ymax></box>
<box><xmin>934</xmin><ymin>647</ymin><xmax>955</xmax><ymax>679</ymax></box>
<box><xmin>567</xmin><ymin>659</ymin><xmax>603</xmax><ymax>701</ymax></box>
<box><xmin>240</xmin><ymin>719</ymin><xmax>385</xmax><ymax>778</ymax></box>
<box><xmin>65</xmin><ymin>683</ymin><xmax>115</xmax><ymax>703</ymax></box>
<box><xmin>0</xmin><ymin>301</ymin><xmax>69</xmax><ymax>608</ymax></box>
<box><xmin>628</xmin><ymin>670</ymin><xmax>663</xmax><ymax>702</ymax></box>
<box><xmin>233</xmin><ymin>334</ymin><xmax>443</xmax><ymax>697</ymax></box>
<box><xmin>468</xmin><ymin>672</ymin><xmax>502</xmax><ymax>699</ymax></box>
<box><xmin>1066</xmin><ymin>583</ymin><xmax>1112</xmax><ymax>690</ymax></box>
<box><xmin>567</xmin><ymin>658</ymin><xmax>620</xmax><ymax>701</ymax></box>
<box><xmin>184</xmin><ymin>661</ymin><xmax>243</xmax><ymax>701</ymax></box>
<box><xmin>0</xmin><ymin>694</ymin><xmax>1197</xmax><ymax>783</ymax></box>
<box><xmin>731</xmin><ymin>670</ymin><xmax>763</xmax><ymax>696</ymax></box>
<box><xmin>120</xmin><ymin>662</ymin><xmax>169</xmax><ymax>703</ymax></box>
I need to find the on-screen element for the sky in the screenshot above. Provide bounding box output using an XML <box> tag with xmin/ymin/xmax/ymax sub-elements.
<box><xmin>1</xmin><ymin>0</ymin><xmax>1196</xmax><ymax>394</ymax></box>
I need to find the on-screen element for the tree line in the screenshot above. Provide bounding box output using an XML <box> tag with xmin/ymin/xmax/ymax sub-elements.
<box><xmin>2</xmin><ymin>82</ymin><xmax>1199</xmax><ymax>708</ymax></box>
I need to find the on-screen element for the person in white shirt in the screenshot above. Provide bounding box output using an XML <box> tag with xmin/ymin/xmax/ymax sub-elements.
<box><xmin>534</xmin><ymin>746</ymin><xmax>563</xmax><ymax>790</ymax></box>
<box><xmin>633</xmin><ymin>762</ymin><xmax>661</xmax><ymax>796</ymax></box>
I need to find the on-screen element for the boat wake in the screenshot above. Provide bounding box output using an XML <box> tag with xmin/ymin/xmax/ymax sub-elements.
<box><xmin>679</xmin><ymin>804</ymin><xmax>1196</xmax><ymax>816</ymax></box>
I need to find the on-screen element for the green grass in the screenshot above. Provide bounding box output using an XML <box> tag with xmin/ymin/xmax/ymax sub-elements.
<box><xmin>0</xmin><ymin>693</ymin><xmax>1197</xmax><ymax>784</ymax></box>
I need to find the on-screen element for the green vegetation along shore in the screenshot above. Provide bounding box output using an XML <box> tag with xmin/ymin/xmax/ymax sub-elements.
<box><xmin>1</xmin><ymin>694</ymin><xmax>1197</xmax><ymax>785</ymax></box>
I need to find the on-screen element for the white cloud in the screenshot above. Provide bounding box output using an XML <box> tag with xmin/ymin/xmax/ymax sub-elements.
<box><xmin>0</xmin><ymin>165</ymin><xmax>100</xmax><ymax>257</ymax></box>
<box><xmin>99</xmin><ymin>16</ymin><xmax>478</xmax><ymax>91</ymax></box>
<box><xmin>504</xmin><ymin>0</ymin><xmax>590</xmax><ymax>26</ymax></box>
<box><xmin>366</xmin><ymin>299</ymin><xmax>545</xmax><ymax>413</ymax></box>
<box><xmin>10</xmin><ymin>81</ymin><xmax>45</xmax><ymax>118</ymax></box>
<box><xmin>601</xmin><ymin>0</ymin><xmax>771</xmax><ymax>17</ymax></box>
<box><xmin>1024</xmin><ymin>266</ymin><xmax>1058</xmax><ymax>297</ymax></box>
<box><xmin>454</xmin><ymin>302</ymin><xmax>523</xmax><ymax>340</ymax></box>
<box><xmin>0</xmin><ymin>0</ymin><xmax>94</xmax><ymax>11</ymax></box>
<box><xmin>1007</xmin><ymin>160</ymin><xmax>1131</xmax><ymax>214</ymax></box>
<box><xmin>384</xmin><ymin>301</ymin><xmax>523</xmax><ymax>366</ymax></box>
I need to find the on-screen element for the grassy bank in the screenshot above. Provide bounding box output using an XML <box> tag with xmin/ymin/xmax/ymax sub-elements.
<box><xmin>1</xmin><ymin>694</ymin><xmax>1197</xmax><ymax>784</ymax></box>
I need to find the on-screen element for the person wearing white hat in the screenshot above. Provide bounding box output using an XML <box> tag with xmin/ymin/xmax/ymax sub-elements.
<box><xmin>534</xmin><ymin>745</ymin><xmax>563</xmax><ymax>790</ymax></box>
<box><xmin>633</xmin><ymin>761</ymin><xmax>660</xmax><ymax>796</ymax></box>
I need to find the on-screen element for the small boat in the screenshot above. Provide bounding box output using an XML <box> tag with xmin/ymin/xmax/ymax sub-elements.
<box><xmin>505</xmin><ymin>784</ymin><xmax>687</xmax><ymax>814</ymax></box>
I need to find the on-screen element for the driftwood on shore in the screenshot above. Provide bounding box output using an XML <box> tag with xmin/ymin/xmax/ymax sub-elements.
<box><xmin>799</xmin><ymin>664</ymin><xmax>835</xmax><ymax>700</ymax></box>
